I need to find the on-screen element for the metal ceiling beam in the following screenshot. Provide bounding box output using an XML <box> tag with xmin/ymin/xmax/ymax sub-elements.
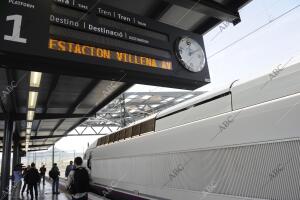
<box><xmin>21</xmin><ymin>144</ymin><xmax>52</xmax><ymax>148</ymax></box>
<box><xmin>163</xmin><ymin>0</ymin><xmax>240</xmax><ymax>23</ymax></box>
<box><xmin>27</xmin><ymin>148</ymin><xmax>49</xmax><ymax>152</ymax></box>
<box><xmin>35</xmin><ymin>74</ymin><xmax>60</xmax><ymax>136</ymax></box>
<box><xmin>0</xmin><ymin>113</ymin><xmax>93</xmax><ymax>120</ymax></box>
<box><xmin>6</xmin><ymin>69</ymin><xmax>23</xmax><ymax>151</ymax></box>
<box><xmin>49</xmin><ymin>79</ymin><xmax>100</xmax><ymax>138</ymax></box>
<box><xmin>12</xmin><ymin>133</ymin><xmax>108</xmax><ymax>142</ymax></box>
<box><xmin>63</xmin><ymin>83</ymin><xmax>133</xmax><ymax>137</ymax></box>
<box><xmin>5</xmin><ymin>69</ymin><xmax>17</xmax><ymax>114</ymax></box>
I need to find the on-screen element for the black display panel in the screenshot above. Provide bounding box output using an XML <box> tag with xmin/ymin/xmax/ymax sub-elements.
<box><xmin>0</xmin><ymin>0</ymin><xmax>210</xmax><ymax>90</ymax></box>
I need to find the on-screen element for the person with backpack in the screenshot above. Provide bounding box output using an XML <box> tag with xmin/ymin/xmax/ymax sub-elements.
<box><xmin>22</xmin><ymin>165</ymin><xmax>30</xmax><ymax>195</ymax></box>
<box><xmin>66</xmin><ymin>157</ymin><xmax>90</xmax><ymax>200</ymax></box>
<box><xmin>26</xmin><ymin>163</ymin><xmax>40</xmax><ymax>200</ymax></box>
<box><xmin>49</xmin><ymin>163</ymin><xmax>60</xmax><ymax>194</ymax></box>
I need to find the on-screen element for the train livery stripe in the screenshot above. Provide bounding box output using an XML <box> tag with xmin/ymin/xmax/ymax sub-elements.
<box><xmin>90</xmin><ymin>183</ymin><xmax>171</xmax><ymax>200</ymax></box>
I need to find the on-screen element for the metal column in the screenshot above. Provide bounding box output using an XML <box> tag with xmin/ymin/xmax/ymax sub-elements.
<box><xmin>0</xmin><ymin>115</ymin><xmax>14</xmax><ymax>196</ymax></box>
<box><xmin>12</xmin><ymin>135</ymin><xmax>20</xmax><ymax>169</ymax></box>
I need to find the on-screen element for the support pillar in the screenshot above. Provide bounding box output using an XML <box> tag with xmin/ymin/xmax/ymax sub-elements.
<box><xmin>12</xmin><ymin>135</ymin><xmax>20</xmax><ymax>169</ymax></box>
<box><xmin>0</xmin><ymin>115</ymin><xmax>14</xmax><ymax>196</ymax></box>
<box><xmin>18</xmin><ymin>145</ymin><xmax>22</xmax><ymax>163</ymax></box>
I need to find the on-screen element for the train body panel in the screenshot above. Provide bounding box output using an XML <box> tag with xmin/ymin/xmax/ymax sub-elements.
<box><xmin>85</xmin><ymin>57</ymin><xmax>300</xmax><ymax>200</ymax></box>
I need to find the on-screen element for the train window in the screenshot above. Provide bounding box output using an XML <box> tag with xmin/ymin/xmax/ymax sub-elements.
<box><xmin>97</xmin><ymin>117</ymin><xmax>156</xmax><ymax>146</ymax></box>
<box><xmin>132</xmin><ymin>124</ymin><xmax>141</xmax><ymax>136</ymax></box>
<box><xmin>125</xmin><ymin>127</ymin><xmax>132</xmax><ymax>138</ymax></box>
<box><xmin>97</xmin><ymin>138</ymin><xmax>101</xmax><ymax>146</ymax></box>
<box><xmin>141</xmin><ymin>118</ymin><xmax>155</xmax><ymax>134</ymax></box>
<box><xmin>120</xmin><ymin>129</ymin><xmax>126</xmax><ymax>140</ymax></box>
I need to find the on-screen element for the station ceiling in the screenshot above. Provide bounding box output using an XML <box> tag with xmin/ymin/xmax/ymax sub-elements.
<box><xmin>82</xmin><ymin>91</ymin><xmax>204</xmax><ymax>129</ymax></box>
<box><xmin>0</xmin><ymin>0</ymin><xmax>251</xmax><ymax>152</ymax></box>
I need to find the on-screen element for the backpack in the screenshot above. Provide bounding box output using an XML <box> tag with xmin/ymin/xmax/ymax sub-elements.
<box><xmin>69</xmin><ymin>167</ymin><xmax>89</xmax><ymax>194</ymax></box>
<box><xmin>26</xmin><ymin>168</ymin><xmax>40</xmax><ymax>185</ymax></box>
<box><xmin>49</xmin><ymin>168</ymin><xmax>59</xmax><ymax>179</ymax></box>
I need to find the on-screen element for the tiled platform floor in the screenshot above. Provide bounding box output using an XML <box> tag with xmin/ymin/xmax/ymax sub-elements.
<box><xmin>9</xmin><ymin>180</ymin><xmax>71</xmax><ymax>200</ymax></box>
<box><xmin>8</xmin><ymin>180</ymin><xmax>107</xmax><ymax>200</ymax></box>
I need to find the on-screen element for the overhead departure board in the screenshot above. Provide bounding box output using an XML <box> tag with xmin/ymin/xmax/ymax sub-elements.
<box><xmin>0</xmin><ymin>0</ymin><xmax>210</xmax><ymax>90</ymax></box>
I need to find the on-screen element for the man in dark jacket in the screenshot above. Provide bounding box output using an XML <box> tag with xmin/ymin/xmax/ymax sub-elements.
<box><xmin>65</xmin><ymin>161</ymin><xmax>74</xmax><ymax>177</ymax></box>
<box><xmin>22</xmin><ymin>165</ymin><xmax>30</xmax><ymax>195</ymax></box>
<box><xmin>49</xmin><ymin>163</ymin><xmax>60</xmax><ymax>194</ymax></box>
<box><xmin>39</xmin><ymin>165</ymin><xmax>46</xmax><ymax>185</ymax></box>
<box><xmin>26</xmin><ymin>163</ymin><xmax>40</xmax><ymax>200</ymax></box>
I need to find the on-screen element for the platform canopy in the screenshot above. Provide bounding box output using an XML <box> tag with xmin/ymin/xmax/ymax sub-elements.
<box><xmin>0</xmin><ymin>0</ymin><xmax>251</xmax><ymax>152</ymax></box>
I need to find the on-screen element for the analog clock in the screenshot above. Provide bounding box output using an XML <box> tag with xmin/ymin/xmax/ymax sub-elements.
<box><xmin>175</xmin><ymin>36</ymin><xmax>206</xmax><ymax>72</ymax></box>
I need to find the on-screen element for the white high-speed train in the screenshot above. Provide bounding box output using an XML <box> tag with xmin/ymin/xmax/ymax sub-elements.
<box><xmin>84</xmin><ymin>57</ymin><xmax>300</xmax><ymax>200</ymax></box>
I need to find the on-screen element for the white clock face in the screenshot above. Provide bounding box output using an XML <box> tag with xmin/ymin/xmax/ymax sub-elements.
<box><xmin>176</xmin><ymin>37</ymin><xmax>206</xmax><ymax>72</ymax></box>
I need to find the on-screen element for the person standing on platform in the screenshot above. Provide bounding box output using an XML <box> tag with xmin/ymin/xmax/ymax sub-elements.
<box><xmin>39</xmin><ymin>164</ymin><xmax>47</xmax><ymax>185</ymax></box>
<box><xmin>49</xmin><ymin>163</ymin><xmax>60</xmax><ymax>194</ymax></box>
<box><xmin>26</xmin><ymin>162</ymin><xmax>40</xmax><ymax>200</ymax></box>
<box><xmin>12</xmin><ymin>164</ymin><xmax>23</xmax><ymax>199</ymax></box>
<box><xmin>13</xmin><ymin>164</ymin><xmax>23</xmax><ymax>185</ymax></box>
<box><xmin>22</xmin><ymin>165</ymin><xmax>30</xmax><ymax>195</ymax></box>
<box><xmin>66</xmin><ymin>157</ymin><xmax>90</xmax><ymax>200</ymax></box>
<box><xmin>65</xmin><ymin>161</ymin><xmax>74</xmax><ymax>178</ymax></box>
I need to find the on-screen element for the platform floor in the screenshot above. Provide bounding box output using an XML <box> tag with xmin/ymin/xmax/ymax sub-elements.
<box><xmin>9</xmin><ymin>180</ymin><xmax>71</xmax><ymax>200</ymax></box>
<box><xmin>9</xmin><ymin>180</ymin><xmax>107</xmax><ymax>200</ymax></box>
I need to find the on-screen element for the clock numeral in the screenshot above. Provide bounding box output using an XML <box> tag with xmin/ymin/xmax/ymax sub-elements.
<box><xmin>4</xmin><ymin>15</ymin><xmax>27</xmax><ymax>44</ymax></box>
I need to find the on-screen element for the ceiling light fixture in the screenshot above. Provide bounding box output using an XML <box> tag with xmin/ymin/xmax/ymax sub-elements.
<box><xmin>27</xmin><ymin>110</ymin><xmax>35</xmax><ymax>121</ymax></box>
<box><xmin>28</xmin><ymin>91</ymin><xmax>38</xmax><ymax>109</ymax></box>
<box><xmin>30</xmin><ymin>71</ymin><xmax>42</xmax><ymax>87</ymax></box>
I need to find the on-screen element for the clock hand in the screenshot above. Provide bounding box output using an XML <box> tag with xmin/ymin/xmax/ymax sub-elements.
<box><xmin>186</xmin><ymin>54</ymin><xmax>195</xmax><ymax>64</ymax></box>
<box><xmin>187</xmin><ymin>45</ymin><xmax>193</xmax><ymax>55</ymax></box>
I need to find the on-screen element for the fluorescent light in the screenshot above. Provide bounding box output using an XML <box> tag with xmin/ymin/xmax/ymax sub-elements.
<box><xmin>142</xmin><ymin>95</ymin><xmax>151</xmax><ymax>100</ymax></box>
<box><xmin>26</xmin><ymin>128</ymin><xmax>31</xmax><ymax>135</ymax></box>
<box><xmin>27</xmin><ymin>122</ymin><xmax>32</xmax><ymax>129</ymax></box>
<box><xmin>30</xmin><ymin>72</ymin><xmax>42</xmax><ymax>87</ymax></box>
<box><xmin>27</xmin><ymin>111</ymin><xmax>35</xmax><ymax>121</ymax></box>
<box><xmin>26</xmin><ymin>135</ymin><xmax>30</xmax><ymax>140</ymax></box>
<box><xmin>28</xmin><ymin>91</ymin><xmax>38</xmax><ymax>109</ymax></box>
